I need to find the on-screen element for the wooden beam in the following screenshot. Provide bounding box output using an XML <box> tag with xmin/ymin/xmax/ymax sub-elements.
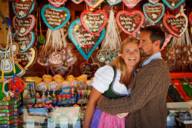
<box><xmin>0</xmin><ymin>0</ymin><xmax>9</xmax><ymax>48</ymax></box>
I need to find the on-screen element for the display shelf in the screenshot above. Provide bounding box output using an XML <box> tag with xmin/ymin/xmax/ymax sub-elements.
<box><xmin>170</xmin><ymin>73</ymin><xmax>192</xmax><ymax>79</ymax></box>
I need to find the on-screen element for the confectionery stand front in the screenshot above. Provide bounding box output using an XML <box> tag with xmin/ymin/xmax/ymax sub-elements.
<box><xmin>0</xmin><ymin>0</ymin><xmax>192</xmax><ymax>127</ymax></box>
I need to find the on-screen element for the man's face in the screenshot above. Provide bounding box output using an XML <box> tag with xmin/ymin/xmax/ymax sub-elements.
<box><xmin>139</xmin><ymin>31</ymin><xmax>153</xmax><ymax>57</ymax></box>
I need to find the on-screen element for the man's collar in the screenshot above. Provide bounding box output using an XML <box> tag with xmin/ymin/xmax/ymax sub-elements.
<box><xmin>142</xmin><ymin>52</ymin><xmax>162</xmax><ymax>67</ymax></box>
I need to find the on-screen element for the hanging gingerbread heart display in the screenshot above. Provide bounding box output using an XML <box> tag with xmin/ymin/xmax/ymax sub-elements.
<box><xmin>84</xmin><ymin>0</ymin><xmax>104</xmax><ymax>9</ymax></box>
<box><xmin>72</xmin><ymin>0</ymin><xmax>84</xmax><ymax>4</ymax></box>
<box><xmin>68</xmin><ymin>19</ymin><xmax>106</xmax><ymax>60</ymax></box>
<box><xmin>48</xmin><ymin>0</ymin><xmax>67</xmax><ymax>7</ymax></box>
<box><xmin>148</xmin><ymin>0</ymin><xmax>160</xmax><ymax>4</ymax></box>
<box><xmin>143</xmin><ymin>2</ymin><xmax>165</xmax><ymax>24</ymax></box>
<box><xmin>80</xmin><ymin>10</ymin><xmax>108</xmax><ymax>35</ymax></box>
<box><xmin>13</xmin><ymin>15</ymin><xmax>35</xmax><ymax>36</ymax></box>
<box><xmin>116</xmin><ymin>10</ymin><xmax>144</xmax><ymax>36</ymax></box>
<box><xmin>41</xmin><ymin>4</ymin><xmax>70</xmax><ymax>31</ymax></box>
<box><xmin>106</xmin><ymin>0</ymin><xmax>122</xmax><ymax>6</ymax></box>
<box><xmin>162</xmin><ymin>0</ymin><xmax>185</xmax><ymax>10</ymax></box>
<box><xmin>122</xmin><ymin>0</ymin><xmax>141</xmax><ymax>8</ymax></box>
<box><xmin>12</xmin><ymin>0</ymin><xmax>35</xmax><ymax>19</ymax></box>
<box><xmin>163</xmin><ymin>12</ymin><xmax>188</xmax><ymax>37</ymax></box>
<box><xmin>14</xmin><ymin>32</ymin><xmax>35</xmax><ymax>52</ymax></box>
<box><xmin>16</xmin><ymin>48</ymin><xmax>36</xmax><ymax>70</ymax></box>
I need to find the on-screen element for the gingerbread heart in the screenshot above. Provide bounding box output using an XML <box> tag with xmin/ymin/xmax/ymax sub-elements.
<box><xmin>122</xmin><ymin>0</ymin><xmax>141</xmax><ymax>8</ymax></box>
<box><xmin>84</xmin><ymin>0</ymin><xmax>104</xmax><ymax>8</ymax></box>
<box><xmin>72</xmin><ymin>0</ymin><xmax>84</xmax><ymax>4</ymax></box>
<box><xmin>14</xmin><ymin>32</ymin><xmax>35</xmax><ymax>52</ymax></box>
<box><xmin>80</xmin><ymin>10</ymin><xmax>108</xmax><ymax>35</ymax></box>
<box><xmin>13</xmin><ymin>15</ymin><xmax>35</xmax><ymax>36</ymax></box>
<box><xmin>116</xmin><ymin>10</ymin><xmax>144</xmax><ymax>36</ymax></box>
<box><xmin>163</xmin><ymin>13</ymin><xmax>188</xmax><ymax>37</ymax></box>
<box><xmin>16</xmin><ymin>48</ymin><xmax>36</xmax><ymax>70</ymax></box>
<box><xmin>107</xmin><ymin>0</ymin><xmax>122</xmax><ymax>6</ymax></box>
<box><xmin>41</xmin><ymin>4</ymin><xmax>70</xmax><ymax>31</ymax></box>
<box><xmin>12</xmin><ymin>0</ymin><xmax>35</xmax><ymax>19</ymax></box>
<box><xmin>68</xmin><ymin>19</ymin><xmax>106</xmax><ymax>60</ymax></box>
<box><xmin>162</xmin><ymin>0</ymin><xmax>185</xmax><ymax>10</ymax></box>
<box><xmin>148</xmin><ymin>0</ymin><xmax>160</xmax><ymax>4</ymax></box>
<box><xmin>48</xmin><ymin>0</ymin><xmax>67</xmax><ymax>7</ymax></box>
<box><xmin>189</xmin><ymin>12</ymin><xmax>192</xmax><ymax>25</ymax></box>
<box><xmin>143</xmin><ymin>3</ymin><xmax>165</xmax><ymax>24</ymax></box>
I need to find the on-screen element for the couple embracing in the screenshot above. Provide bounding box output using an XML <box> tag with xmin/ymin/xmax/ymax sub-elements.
<box><xmin>84</xmin><ymin>27</ymin><xmax>171</xmax><ymax>128</ymax></box>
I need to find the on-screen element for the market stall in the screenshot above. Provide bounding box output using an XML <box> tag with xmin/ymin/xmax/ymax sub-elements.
<box><xmin>0</xmin><ymin>0</ymin><xmax>192</xmax><ymax>127</ymax></box>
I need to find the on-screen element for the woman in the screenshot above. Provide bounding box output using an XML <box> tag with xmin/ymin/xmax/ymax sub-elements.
<box><xmin>83</xmin><ymin>38</ymin><xmax>140</xmax><ymax>128</ymax></box>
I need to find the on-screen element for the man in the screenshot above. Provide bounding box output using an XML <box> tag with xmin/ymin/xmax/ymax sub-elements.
<box><xmin>97</xmin><ymin>27</ymin><xmax>171</xmax><ymax>128</ymax></box>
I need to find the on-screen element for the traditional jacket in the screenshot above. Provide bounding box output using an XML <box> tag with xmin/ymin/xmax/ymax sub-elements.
<box><xmin>98</xmin><ymin>59</ymin><xmax>171</xmax><ymax>128</ymax></box>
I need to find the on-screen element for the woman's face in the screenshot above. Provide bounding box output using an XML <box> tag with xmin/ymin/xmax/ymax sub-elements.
<box><xmin>120</xmin><ymin>42</ymin><xmax>140</xmax><ymax>68</ymax></box>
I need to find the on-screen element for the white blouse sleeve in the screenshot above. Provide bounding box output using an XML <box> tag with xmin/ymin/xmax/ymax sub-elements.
<box><xmin>91</xmin><ymin>65</ymin><xmax>114</xmax><ymax>93</ymax></box>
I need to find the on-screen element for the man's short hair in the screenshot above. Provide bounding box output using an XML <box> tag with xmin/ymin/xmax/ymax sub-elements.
<box><xmin>141</xmin><ymin>27</ymin><xmax>165</xmax><ymax>48</ymax></box>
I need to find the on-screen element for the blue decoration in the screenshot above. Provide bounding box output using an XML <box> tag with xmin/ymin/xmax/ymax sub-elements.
<box><xmin>41</xmin><ymin>4</ymin><xmax>70</xmax><ymax>31</ymax></box>
<box><xmin>143</xmin><ymin>2</ymin><xmax>165</xmax><ymax>24</ymax></box>
<box><xmin>162</xmin><ymin>0</ymin><xmax>185</xmax><ymax>10</ymax></box>
<box><xmin>68</xmin><ymin>19</ymin><xmax>106</xmax><ymax>60</ymax></box>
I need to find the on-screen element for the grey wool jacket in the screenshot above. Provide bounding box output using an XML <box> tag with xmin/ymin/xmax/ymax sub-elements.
<box><xmin>98</xmin><ymin>59</ymin><xmax>171</xmax><ymax>128</ymax></box>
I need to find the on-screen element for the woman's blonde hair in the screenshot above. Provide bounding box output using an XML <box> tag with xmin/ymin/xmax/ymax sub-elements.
<box><xmin>111</xmin><ymin>37</ymin><xmax>139</xmax><ymax>86</ymax></box>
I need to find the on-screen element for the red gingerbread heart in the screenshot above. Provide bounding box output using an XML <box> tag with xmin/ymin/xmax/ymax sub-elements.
<box><xmin>72</xmin><ymin>0</ymin><xmax>84</xmax><ymax>4</ymax></box>
<box><xmin>48</xmin><ymin>0</ymin><xmax>67</xmax><ymax>7</ymax></box>
<box><xmin>80</xmin><ymin>10</ymin><xmax>108</xmax><ymax>35</ymax></box>
<box><xmin>163</xmin><ymin>13</ymin><xmax>188</xmax><ymax>37</ymax></box>
<box><xmin>12</xmin><ymin>0</ymin><xmax>35</xmax><ymax>18</ymax></box>
<box><xmin>13</xmin><ymin>15</ymin><xmax>35</xmax><ymax>36</ymax></box>
<box><xmin>84</xmin><ymin>0</ymin><xmax>104</xmax><ymax>8</ymax></box>
<box><xmin>123</xmin><ymin>0</ymin><xmax>141</xmax><ymax>8</ymax></box>
<box><xmin>116</xmin><ymin>10</ymin><xmax>144</xmax><ymax>36</ymax></box>
<box><xmin>189</xmin><ymin>12</ymin><xmax>192</xmax><ymax>25</ymax></box>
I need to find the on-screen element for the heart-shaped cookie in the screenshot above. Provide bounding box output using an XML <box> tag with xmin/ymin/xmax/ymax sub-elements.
<box><xmin>116</xmin><ymin>10</ymin><xmax>144</xmax><ymax>36</ymax></box>
<box><xmin>72</xmin><ymin>0</ymin><xmax>84</xmax><ymax>4</ymax></box>
<box><xmin>68</xmin><ymin>19</ymin><xmax>106</xmax><ymax>60</ymax></box>
<box><xmin>16</xmin><ymin>48</ymin><xmax>36</xmax><ymax>70</ymax></box>
<box><xmin>162</xmin><ymin>0</ymin><xmax>185</xmax><ymax>10</ymax></box>
<box><xmin>41</xmin><ymin>4</ymin><xmax>70</xmax><ymax>31</ymax></box>
<box><xmin>13</xmin><ymin>15</ymin><xmax>35</xmax><ymax>36</ymax></box>
<box><xmin>143</xmin><ymin>3</ymin><xmax>165</xmax><ymax>24</ymax></box>
<box><xmin>12</xmin><ymin>0</ymin><xmax>35</xmax><ymax>19</ymax></box>
<box><xmin>14</xmin><ymin>32</ymin><xmax>35</xmax><ymax>52</ymax></box>
<box><xmin>163</xmin><ymin>13</ymin><xmax>188</xmax><ymax>37</ymax></box>
<box><xmin>84</xmin><ymin>0</ymin><xmax>104</xmax><ymax>8</ymax></box>
<box><xmin>122</xmin><ymin>0</ymin><xmax>141</xmax><ymax>8</ymax></box>
<box><xmin>107</xmin><ymin>0</ymin><xmax>122</xmax><ymax>6</ymax></box>
<box><xmin>80</xmin><ymin>10</ymin><xmax>108</xmax><ymax>35</ymax></box>
<box><xmin>48</xmin><ymin>0</ymin><xmax>67</xmax><ymax>7</ymax></box>
<box><xmin>148</xmin><ymin>0</ymin><xmax>160</xmax><ymax>4</ymax></box>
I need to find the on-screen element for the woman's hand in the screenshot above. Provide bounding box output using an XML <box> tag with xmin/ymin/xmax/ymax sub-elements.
<box><xmin>116</xmin><ymin>112</ymin><xmax>129</xmax><ymax>118</ymax></box>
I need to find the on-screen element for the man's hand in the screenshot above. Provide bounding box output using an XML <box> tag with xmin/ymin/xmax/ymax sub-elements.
<box><xmin>97</xmin><ymin>95</ymin><xmax>104</xmax><ymax>106</ymax></box>
<box><xmin>116</xmin><ymin>113</ymin><xmax>129</xmax><ymax>118</ymax></box>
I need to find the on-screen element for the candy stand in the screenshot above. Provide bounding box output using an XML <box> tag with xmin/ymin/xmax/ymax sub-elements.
<box><xmin>0</xmin><ymin>0</ymin><xmax>192</xmax><ymax>127</ymax></box>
